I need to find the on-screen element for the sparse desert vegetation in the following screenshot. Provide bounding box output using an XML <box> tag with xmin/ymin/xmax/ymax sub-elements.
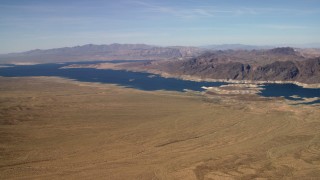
<box><xmin>0</xmin><ymin>77</ymin><xmax>319</xmax><ymax>179</ymax></box>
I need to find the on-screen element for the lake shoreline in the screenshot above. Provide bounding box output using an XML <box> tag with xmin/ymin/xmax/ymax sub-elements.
<box><xmin>63</xmin><ymin>62</ymin><xmax>320</xmax><ymax>89</ymax></box>
<box><xmin>1</xmin><ymin>62</ymin><xmax>319</xmax><ymax>104</ymax></box>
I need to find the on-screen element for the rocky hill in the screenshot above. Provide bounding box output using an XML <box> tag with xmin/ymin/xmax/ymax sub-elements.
<box><xmin>119</xmin><ymin>47</ymin><xmax>320</xmax><ymax>84</ymax></box>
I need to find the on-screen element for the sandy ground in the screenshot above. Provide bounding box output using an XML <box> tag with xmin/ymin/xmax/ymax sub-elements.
<box><xmin>0</xmin><ymin>77</ymin><xmax>320</xmax><ymax>179</ymax></box>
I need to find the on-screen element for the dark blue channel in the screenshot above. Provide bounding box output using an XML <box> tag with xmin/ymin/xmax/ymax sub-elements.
<box><xmin>0</xmin><ymin>61</ymin><xmax>319</xmax><ymax>104</ymax></box>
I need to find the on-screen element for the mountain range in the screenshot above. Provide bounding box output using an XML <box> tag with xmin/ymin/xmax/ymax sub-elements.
<box><xmin>0</xmin><ymin>44</ymin><xmax>202</xmax><ymax>64</ymax></box>
<box><xmin>1</xmin><ymin>44</ymin><xmax>320</xmax><ymax>84</ymax></box>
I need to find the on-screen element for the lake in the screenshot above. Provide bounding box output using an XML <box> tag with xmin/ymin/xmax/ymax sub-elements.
<box><xmin>0</xmin><ymin>61</ymin><xmax>319</xmax><ymax>104</ymax></box>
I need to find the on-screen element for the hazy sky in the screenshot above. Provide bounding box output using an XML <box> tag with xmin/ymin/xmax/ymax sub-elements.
<box><xmin>1</xmin><ymin>0</ymin><xmax>320</xmax><ymax>53</ymax></box>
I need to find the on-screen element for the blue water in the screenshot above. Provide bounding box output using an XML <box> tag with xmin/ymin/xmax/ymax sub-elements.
<box><xmin>0</xmin><ymin>61</ymin><xmax>319</xmax><ymax>104</ymax></box>
<box><xmin>259</xmin><ymin>83</ymin><xmax>319</xmax><ymax>101</ymax></box>
<box><xmin>0</xmin><ymin>62</ymin><xmax>226</xmax><ymax>92</ymax></box>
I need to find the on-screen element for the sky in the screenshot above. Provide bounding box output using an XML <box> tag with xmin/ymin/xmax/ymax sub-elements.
<box><xmin>1</xmin><ymin>0</ymin><xmax>320</xmax><ymax>53</ymax></box>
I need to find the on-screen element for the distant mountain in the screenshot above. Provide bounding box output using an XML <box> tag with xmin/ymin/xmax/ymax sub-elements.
<box><xmin>202</xmin><ymin>44</ymin><xmax>274</xmax><ymax>50</ymax></box>
<box><xmin>2</xmin><ymin>43</ymin><xmax>319</xmax><ymax>64</ymax></box>
<box><xmin>0</xmin><ymin>44</ymin><xmax>203</xmax><ymax>64</ymax></box>
<box><xmin>287</xmin><ymin>43</ymin><xmax>320</xmax><ymax>49</ymax></box>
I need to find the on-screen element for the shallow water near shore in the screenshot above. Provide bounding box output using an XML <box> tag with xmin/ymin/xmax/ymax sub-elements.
<box><xmin>0</xmin><ymin>61</ymin><xmax>319</xmax><ymax>104</ymax></box>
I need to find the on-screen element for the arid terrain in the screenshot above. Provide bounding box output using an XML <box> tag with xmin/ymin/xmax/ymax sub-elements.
<box><xmin>0</xmin><ymin>77</ymin><xmax>320</xmax><ymax>179</ymax></box>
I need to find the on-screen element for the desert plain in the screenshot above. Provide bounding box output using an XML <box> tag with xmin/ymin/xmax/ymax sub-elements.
<box><xmin>0</xmin><ymin>77</ymin><xmax>320</xmax><ymax>179</ymax></box>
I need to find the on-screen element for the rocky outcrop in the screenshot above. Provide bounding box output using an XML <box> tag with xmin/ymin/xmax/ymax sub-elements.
<box><xmin>254</xmin><ymin>61</ymin><xmax>299</xmax><ymax>81</ymax></box>
<box><xmin>268</xmin><ymin>47</ymin><xmax>297</xmax><ymax>55</ymax></box>
<box><xmin>297</xmin><ymin>58</ymin><xmax>320</xmax><ymax>83</ymax></box>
